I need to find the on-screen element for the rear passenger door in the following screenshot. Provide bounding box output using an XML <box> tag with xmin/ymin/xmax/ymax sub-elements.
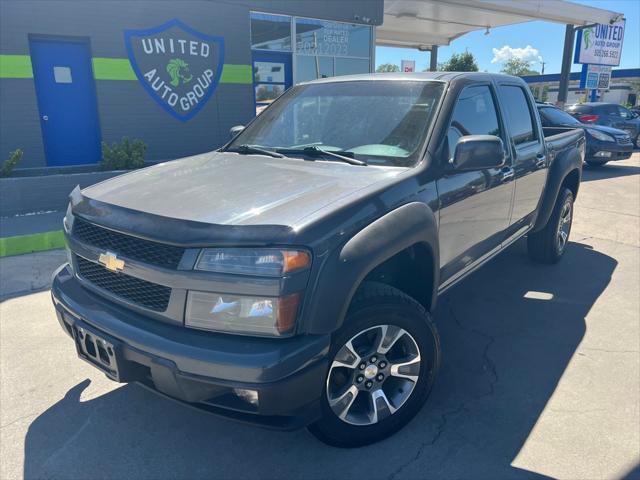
<box><xmin>437</xmin><ymin>84</ymin><xmax>514</xmax><ymax>287</ymax></box>
<box><xmin>497</xmin><ymin>84</ymin><xmax>547</xmax><ymax>233</ymax></box>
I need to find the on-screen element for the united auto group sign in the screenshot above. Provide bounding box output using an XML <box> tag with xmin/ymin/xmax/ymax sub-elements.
<box><xmin>575</xmin><ymin>20</ymin><xmax>625</xmax><ymax>67</ymax></box>
<box><xmin>125</xmin><ymin>19</ymin><xmax>224</xmax><ymax>121</ymax></box>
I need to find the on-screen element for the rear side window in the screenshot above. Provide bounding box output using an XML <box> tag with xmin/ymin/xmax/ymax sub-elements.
<box><xmin>599</xmin><ymin>104</ymin><xmax>619</xmax><ymax>115</ymax></box>
<box><xmin>499</xmin><ymin>85</ymin><xmax>537</xmax><ymax>145</ymax></box>
<box><xmin>567</xmin><ymin>104</ymin><xmax>591</xmax><ymax>114</ymax></box>
<box><xmin>539</xmin><ymin>107</ymin><xmax>581</xmax><ymax>127</ymax></box>
<box><xmin>447</xmin><ymin>85</ymin><xmax>501</xmax><ymax>157</ymax></box>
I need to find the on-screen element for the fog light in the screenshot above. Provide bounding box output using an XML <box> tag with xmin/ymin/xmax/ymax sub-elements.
<box><xmin>233</xmin><ymin>388</ymin><xmax>259</xmax><ymax>406</ymax></box>
<box><xmin>594</xmin><ymin>151</ymin><xmax>612</xmax><ymax>158</ymax></box>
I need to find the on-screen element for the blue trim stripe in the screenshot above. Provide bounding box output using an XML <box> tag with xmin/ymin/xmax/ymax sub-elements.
<box><xmin>522</xmin><ymin>68</ymin><xmax>640</xmax><ymax>84</ymax></box>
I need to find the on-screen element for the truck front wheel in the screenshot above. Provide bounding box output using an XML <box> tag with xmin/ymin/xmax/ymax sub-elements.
<box><xmin>527</xmin><ymin>187</ymin><xmax>574</xmax><ymax>264</ymax></box>
<box><xmin>307</xmin><ymin>282</ymin><xmax>440</xmax><ymax>447</ymax></box>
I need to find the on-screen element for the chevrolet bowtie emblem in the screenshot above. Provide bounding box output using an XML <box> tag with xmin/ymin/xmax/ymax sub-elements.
<box><xmin>98</xmin><ymin>252</ymin><xmax>125</xmax><ymax>272</ymax></box>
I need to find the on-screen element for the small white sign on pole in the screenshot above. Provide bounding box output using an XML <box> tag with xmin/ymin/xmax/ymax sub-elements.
<box><xmin>401</xmin><ymin>60</ymin><xmax>416</xmax><ymax>73</ymax></box>
<box><xmin>585</xmin><ymin>65</ymin><xmax>612</xmax><ymax>90</ymax></box>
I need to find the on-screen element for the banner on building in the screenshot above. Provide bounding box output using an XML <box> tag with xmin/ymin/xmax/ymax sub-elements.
<box><xmin>125</xmin><ymin>19</ymin><xmax>225</xmax><ymax>122</ymax></box>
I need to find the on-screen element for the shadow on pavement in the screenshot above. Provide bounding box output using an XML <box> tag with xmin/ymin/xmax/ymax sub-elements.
<box><xmin>582</xmin><ymin>163</ymin><xmax>640</xmax><ymax>182</ymax></box>
<box><xmin>23</xmin><ymin>240</ymin><xmax>616</xmax><ymax>479</ymax></box>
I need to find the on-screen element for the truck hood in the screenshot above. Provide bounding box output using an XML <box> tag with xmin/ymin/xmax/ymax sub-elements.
<box><xmin>82</xmin><ymin>151</ymin><xmax>406</xmax><ymax>227</ymax></box>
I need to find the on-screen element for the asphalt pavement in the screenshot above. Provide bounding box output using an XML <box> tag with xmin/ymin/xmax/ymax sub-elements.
<box><xmin>1</xmin><ymin>154</ymin><xmax>639</xmax><ymax>480</ymax></box>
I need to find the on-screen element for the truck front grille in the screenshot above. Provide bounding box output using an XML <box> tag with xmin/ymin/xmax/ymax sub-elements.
<box><xmin>73</xmin><ymin>218</ymin><xmax>185</xmax><ymax>269</ymax></box>
<box><xmin>76</xmin><ymin>256</ymin><xmax>171</xmax><ymax>312</ymax></box>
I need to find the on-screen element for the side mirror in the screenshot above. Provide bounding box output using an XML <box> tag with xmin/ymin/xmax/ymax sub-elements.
<box><xmin>450</xmin><ymin>135</ymin><xmax>506</xmax><ymax>171</ymax></box>
<box><xmin>229</xmin><ymin>125</ymin><xmax>245</xmax><ymax>138</ymax></box>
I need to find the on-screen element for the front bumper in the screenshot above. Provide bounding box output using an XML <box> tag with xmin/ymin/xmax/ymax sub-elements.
<box><xmin>52</xmin><ymin>264</ymin><xmax>330</xmax><ymax>430</ymax></box>
<box><xmin>586</xmin><ymin>140</ymin><xmax>633</xmax><ymax>161</ymax></box>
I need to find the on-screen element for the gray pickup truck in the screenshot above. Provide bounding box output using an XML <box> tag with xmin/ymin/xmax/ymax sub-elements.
<box><xmin>52</xmin><ymin>72</ymin><xmax>585</xmax><ymax>447</ymax></box>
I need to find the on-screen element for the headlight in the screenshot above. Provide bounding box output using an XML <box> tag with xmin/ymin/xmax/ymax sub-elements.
<box><xmin>186</xmin><ymin>291</ymin><xmax>300</xmax><ymax>336</ymax></box>
<box><xmin>586</xmin><ymin>128</ymin><xmax>615</xmax><ymax>142</ymax></box>
<box><xmin>63</xmin><ymin>203</ymin><xmax>74</xmax><ymax>232</ymax></box>
<box><xmin>195</xmin><ymin>248</ymin><xmax>310</xmax><ymax>276</ymax></box>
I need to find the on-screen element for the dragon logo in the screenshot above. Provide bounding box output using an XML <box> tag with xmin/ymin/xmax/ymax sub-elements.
<box><xmin>167</xmin><ymin>58</ymin><xmax>193</xmax><ymax>87</ymax></box>
<box><xmin>583</xmin><ymin>27</ymin><xmax>592</xmax><ymax>49</ymax></box>
<box><xmin>124</xmin><ymin>19</ymin><xmax>224</xmax><ymax>122</ymax></box>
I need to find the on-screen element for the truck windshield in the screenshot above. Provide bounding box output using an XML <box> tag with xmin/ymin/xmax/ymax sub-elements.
<box><xmin>227</xmin><ymin>80</ymin><xmax>445</xmax><ymax>167</ymax></box>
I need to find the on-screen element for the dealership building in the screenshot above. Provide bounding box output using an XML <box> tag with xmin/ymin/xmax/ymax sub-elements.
<box><xmin>0</xmin><ymin>0</ymin><xmax>624</xmax><ymax>178</ymax></box>
<box><xmin>0</xmin><ymin>1</ymin><xmax>381</xmax><ymax>170</ymax></box>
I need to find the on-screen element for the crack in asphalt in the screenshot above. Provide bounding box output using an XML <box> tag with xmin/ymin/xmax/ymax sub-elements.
<box><xmin>579</xmin><ymin>347</ymin><xmax>639</xmax><ymax>354</ymax></box>
<box><xmin>387</xmin><ymin>300</ymin><xmax>499</xmax><ymax>479</ymax></box>
<box><xmin>580</xmin><ymin>205</ymin><xmax>639</xmax><ymax>218</ymax></box>
<box><xmin>0</xmin><ymin>412</ymin><xmax>38</xmax><ymax>430</ymax></box>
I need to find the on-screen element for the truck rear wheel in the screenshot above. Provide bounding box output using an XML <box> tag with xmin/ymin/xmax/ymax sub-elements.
<box><xmin>527</xmin><ymin>187</ymin><xmax>574</xmax><ymax>264</ymax></box>
<box><xmin>307</xmin><ymin>282</ymin><xmax>440</xmax><ymax>447</ymax></box>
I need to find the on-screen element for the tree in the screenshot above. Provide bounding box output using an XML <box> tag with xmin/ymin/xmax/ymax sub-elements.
<box><xmin>439</xmin><ymin>52</ymin><xmax>478</xmax><ymax>72</ymax></box>
<box><xmin>501</xmin><ymin>58</ymin><xmax>539</xmax><ymax>76</ymax></box>
<box><xmin>376</xmin><ymin>63</ymin><xmax>400</xmax><ymax>73</ymax></box>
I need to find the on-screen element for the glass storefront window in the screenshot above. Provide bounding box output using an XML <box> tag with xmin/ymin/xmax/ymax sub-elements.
<box><xmin>251</xmin><ymin>12</ymin><xmax>292</xmax><ymax>51</ymax></box>
<box><xmin>335</xmin><ymin>58</ymin><xmax>370</xmax><ymax>77</ymax></box>
<box><xmin>254</xmin><ymin>61</ymin><xmax>286</xmax><ymax>83</ymax></box>
<box><xmin>295</xmin><ymin>18</ymin><xmax>371</xmax><ymax>58</ymax></box>
<box><xmin>295</xmin><ymin>55</ymin><xmax>333</xmax><ymax>82</ymax></box>
<box><xmin>255</xmin><ymin>84</ymin><xmax>285</xmax><ymax>103</ymax></box>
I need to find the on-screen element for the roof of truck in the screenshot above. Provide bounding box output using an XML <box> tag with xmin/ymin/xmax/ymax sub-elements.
<box><xmin>302</xmin><ymin>71</ymin><xmax>523</xmax><ymax>85</ymax></box>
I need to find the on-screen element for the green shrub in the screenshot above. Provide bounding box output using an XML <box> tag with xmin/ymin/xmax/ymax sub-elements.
<box><xmin>1</xmin><ymin>149</ymin><xmax>23</xmax><ymax>177</ymax></box>
<box><xmin>101</xmin><ymin>137</ymin><xmax>147</xmax><ymax>170</ymax></box>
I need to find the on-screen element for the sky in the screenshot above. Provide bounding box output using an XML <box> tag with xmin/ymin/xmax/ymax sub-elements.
<box><xmin>375</xmin><ymin>0</ymin><xmax>640</xmax><ymax>74</ymax></box>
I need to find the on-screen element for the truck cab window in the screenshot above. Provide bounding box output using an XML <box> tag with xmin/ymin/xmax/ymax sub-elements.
<box><xmin>499</xmin><ymin>85</ymin><xmax>537</xmax><ymax>145</ymax></box>
<box><xmin>447</xmin><ymin>85</ymin><xmax>501</xmax><ymax>159</ymax></box>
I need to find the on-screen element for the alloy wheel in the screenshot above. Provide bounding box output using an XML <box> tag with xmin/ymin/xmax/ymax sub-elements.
<box><xmin>326</xmin><ymin>324</ymin><xmax>421</xmax><ymax>426</ymax></box>
<box><xmin>556</xmin><ymin>198</ymin><xmax>572</xmax><ymax>253</ymax></box>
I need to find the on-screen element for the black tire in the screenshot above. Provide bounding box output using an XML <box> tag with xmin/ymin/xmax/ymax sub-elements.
<box><xmin>307</xmin><ymin>282</ymin><xmax>440</xmax><ymax>448</ymax></box>
<box><xmin>586</xmin><ymin>159</ymin><xmax>608</xmax><ymax>167</ymax></box>
<box><xmin>527</xmin><ymin>187</ymin><xmax>574</xmax><ymax>264</ymax></box>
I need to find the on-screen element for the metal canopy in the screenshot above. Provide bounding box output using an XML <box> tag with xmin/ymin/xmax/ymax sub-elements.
<box><xmin>378</xmin><ymin>0</ymin><xmax>624</xmax><ymax>48</ymax></box>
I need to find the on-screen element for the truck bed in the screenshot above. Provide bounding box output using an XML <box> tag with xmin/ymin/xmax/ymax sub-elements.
<box><xmin>543</xmin><ymin>127</ymin><xmax>585</xmax><ymax>158</ymax></box>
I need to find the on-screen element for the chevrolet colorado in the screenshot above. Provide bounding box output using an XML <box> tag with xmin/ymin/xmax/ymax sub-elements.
<box><xmin>52</xmin><ymin>73</ymin><xmax>585</xmax><ymax>447</ymax></box>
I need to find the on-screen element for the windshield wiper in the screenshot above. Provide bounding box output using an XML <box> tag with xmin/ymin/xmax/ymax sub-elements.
<box><xmin>277</xmin><ymin>146</ymin><xmax>367</xmax><ymax>166</ymax></box>
<box><xmin>226</xmin><ymin>144</ymin><xmax>285</xmax><ymax>158</ymax></box>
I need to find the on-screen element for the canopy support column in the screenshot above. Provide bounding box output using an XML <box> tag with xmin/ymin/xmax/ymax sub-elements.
<box><xmin>430</xmin><ymin>46</ymin><xmax>438</xmax><ymax>72</ymax></box>
<box><xmin>557</xmin><ymin>24</ymin><xmax>575</xmax><ymax>108</ymax></box>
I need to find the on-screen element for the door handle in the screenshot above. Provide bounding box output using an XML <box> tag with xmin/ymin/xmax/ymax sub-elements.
<box><xmin>42</xmin><ymin>115</ymin><xmax>49</xmax><ymax>121</ymax></box>
<box><xmin>500</xmin><ymin>167</ymin><xmax>515</xmax><ymax>183</ymax></box>
<box><xmin>535</xmin><ymin>154</ymin><xmax>546</xmax><ymax>168</ymax></box>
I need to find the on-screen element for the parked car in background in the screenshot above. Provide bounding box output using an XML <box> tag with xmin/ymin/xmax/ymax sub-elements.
<box><xmin>538</xmin><ymin>103</ymin><xmax>633</xmax><ymax>166</ymax></box>
<box><xmin>566</xmin><ymin>102</ymin><xmax>640</xmax><ymax>148</ymax></box>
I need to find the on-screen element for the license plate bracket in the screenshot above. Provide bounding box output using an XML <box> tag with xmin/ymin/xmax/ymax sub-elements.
<box><xmin>73</xmin><ymin>321</ymin><xmax>124</xmax><ymax>381</ymax></box>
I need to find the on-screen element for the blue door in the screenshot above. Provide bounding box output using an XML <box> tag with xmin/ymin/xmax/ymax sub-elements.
<box><xmin>252</xmin><ymin>51</ymin><xmax>292</xmax><ymax>115</ymax></box>
<box><xmin>30</xmin><ymin>37</ymin><xmax>101</xmax><ymax>166</ymax></box>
